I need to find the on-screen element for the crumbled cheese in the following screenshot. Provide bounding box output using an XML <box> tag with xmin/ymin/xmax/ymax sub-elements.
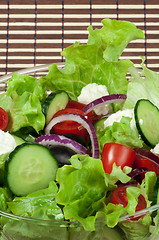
<box><xmin>77</xmin><ymin>83</ymin><xmax>112</xmax><ymax>115</ymax></box>
<box><xmin>104</xmin><ymin>109</ymin><xmax>136</xmax><ymax>132</ymax></box>
<box><xmin>151</xmin><ymin>143</ymin><xmax>159</xmax><ymax>155</ymax></box>
<box><xmin>0</xmin><ymin>130</ymin><xmax>16</xmax><ymax>155</ymax></box>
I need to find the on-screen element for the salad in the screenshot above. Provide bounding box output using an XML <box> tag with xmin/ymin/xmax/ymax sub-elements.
<box><xmin>0</xmin><ymin>18</ymin><xmax>159</xmax><ymax>240</ymax></box>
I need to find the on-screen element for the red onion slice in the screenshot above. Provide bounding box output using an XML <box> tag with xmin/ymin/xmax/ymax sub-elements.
<box><xmin>45</xmin><ymin>113</ymin><xmax>99</xmax><ymax>159</ymax></box>
<box><xmin>135</xmin><ymin>148</ymin><xmax>159</xmax><ymax>164</ymax></box>
<box><xmin>82</xmin><ymin>94</ymin><xmax>127</xmax><ymax>115</ymax></box>
<box><xmin>35</xmin><ymin>134</ymin><xmax>91</xmax><ymax>156</ymax></box>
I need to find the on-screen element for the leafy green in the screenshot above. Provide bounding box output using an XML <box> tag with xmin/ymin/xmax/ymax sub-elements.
<box><xmin>0</xmin><ymin>187</ymin><xmax>12</xmax><ymax>211</ymax></box>
<box><xmin>102</xmin><ymin>182</ymin><xmax>152</xmax><ymax>239</ymax></box>
<box><xmin>55</xmin><ymin>154</ymin><xmax>108</xmax><ymax>231</ymax></box>
<box><xmin>55</xmin><ymin>154</ymin><xmax>145</xmax><ymax>231</ymax></box>
<box><xmin>150</xmin><ymin>211</ymin><xmax>159</xmax><ymax>240</ymax></box>
<box><xmin>39</xmin><ymin>19</ymin><xmax>144</xmax><ymax>102</ymax></box>
<box><xmin>8</xmin><ymin>181</ymin><xmax>63</xmax><ymax>220</ymax></box>
<box><xmin>97</xmin><ymin>117</ymin><xmax>143</xmax><ymax>153</ymax></box>
<box><xmin>97</xmin><ymin>203</ymin><xmax>126</xmax><ymax>228</ymax></box>
<box><xmin>0</xmin><ymin>73</ymin><xmax>46</xmax><ymax>133</ymax></box>
<box><xmin>105</xmin><ymin>164</ymin><xmax>131</xmax><ymax>186</ymax></box>
<box><xmin>141</xmin><ymin>171</ymin><xmax>157</xmax><ymax>202</ymax></box>
<box><xmin>124</xmin><ymin>58</ymin><xmax>159</xmax><ymax>109</ymax></box>
<box><xmin>118</xmin><ymin>174</ymin><xmax>154</xmax><ymax>240</ymax></box>
<box><xmin>100</xmin><ymin>185</ymin><xmax>145</xmax><ymax>229</ymax></box>
<box><xmin>119</xmin><ymin>214</ymin><xmax>152</xmax><ymax>240</ymax></box>
<box><xmin>87</xmin><ymin>19</ymin><xmax>145</xmax><ymax>62</ymax></box>
<box><xmin>149</xmin><ymin>176</ymin><xmax>159</xmax><ymax>239</ymax></box>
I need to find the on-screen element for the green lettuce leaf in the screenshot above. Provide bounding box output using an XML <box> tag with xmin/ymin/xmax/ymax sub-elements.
<box><xmin>55</xmin><ymin>154</ymin><xmax>137</xmax><ymax>231</ymax></box>
<box><xmin>150</xmin><ymin>211</ymin><xmax>159</xmax><ymax>240</ymax></box>
<box><xmin>0</xmin><ymin>73</ymin><xmax>46</xmax><ymax>133</ymax></box>
<box><xmin>87</xmin><ymin>19</ymin><xmax>145</xmax><ymax>62</ymax></box>
<box><xmin>0</xmin><ymin>187</ymin><xmax>12</xmax><ymax>211</ymax></box>
<box><xmin>97</xmin><ymin>168</ymin><xmax>153</xmax><ymax>231</ymax></box>
<box><xmin>95</xmin><ymin>182</ymin><xmax>152</xmax><ymax>234</ymax></box>
<box><xmin>124</xmin><ymin>58</ymin><xmax>159</xmax><ymax>109</ymax></box>
<box><xmin>97</xmin><ymin>117</ymin><xmax>143</xmax><ymax>153</ymax></box>
<box><xmin>119</xmin><ymin>214</ymin><xmax>152</xmax><ymax>240</ymax></box>
<box><xmin>141</xmin><ymin>171</ymin><xmax>157</xmax><ymax>202</ymax></box>
<box><xmin>39</xmin><ymin>19</ymin><xmax>144</xmax><ymax>103</ymax></box>
<box><xmin>97</xmin><ymin>203</ymin><xmax>126</xmax><ymax>228</ymax></box>
<box><xmin>101</xmin><ymin>185</ymin><xmax>144</xmax><ymax>228</ymax></box>
<box><xmin>149</xmin><ymin>175</ymin><xmax>159</xmax><ymax>239</ymax></box>
<box><xmin>105</xmin><ymin>164</ymin><xmax>131</xmax><ymax>186</ymax></box>
<box><xmin>7</xmin><ymin>181</ymin><xmax>63</xmax><ymax>221</ymax></box>
<box><xmin>116</xmin><ymin>173</ymin><xmax>154</xmax><ymax>240</ymax></box>
<box><xmin>55</xmin><ymin>154</ymin><xmax>108</xmax><ymax>231</ymax></box>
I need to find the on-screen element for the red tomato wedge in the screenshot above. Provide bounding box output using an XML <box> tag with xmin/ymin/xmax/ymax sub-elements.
<box><xmin>0</xmin><ymin>107</ymin><xmax>8</xmax><ymax>131</ymax></box>
<box><xmin>101</xmin><ymin>142</ymin><xmax>136</xmax><ymax>174</ymax></box>
<box><xmin>110</xmin><ymin>186</ymin><xmax>147</xmax><ymax>212</ymax></box>
<box><xmin>66</xmin><ymin>100</ymin><xmax>102</xmax><ymax>124</ymax></box>
<box><xmin>52</xmin><ymin>108</ymin><xmax>88</xmax><ymax>140</ymax></box>
<box><xmin>66</xmin><ymin>99</ymin><xmax>86</xmax><ymax>110</ymax></box>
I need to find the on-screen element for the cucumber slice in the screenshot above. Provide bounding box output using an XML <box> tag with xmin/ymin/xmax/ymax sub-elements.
<box><xmin>42</xmin><ymin>91</ymin><xmax>70</xmax><ymax>124</ymax></box>
<box><xmin>5</xmin><ymin>143</ymin><xmax>58</xmax><ymax>196</ymax></box>
<box><xmin>134</xmin><ymin>99</ymin><xmax>159</xmax><ymax>148</ymax></box>
<box><xmin>94</xmin><ymin>117</ymin><xmax>107</xmax><ymax>132</ymax></box>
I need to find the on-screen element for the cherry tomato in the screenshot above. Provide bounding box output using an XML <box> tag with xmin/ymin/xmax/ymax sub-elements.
<box><xmin>110</xmin><ymin>186</ymin><xmax>147</xmax><ymax>220</ymax></box>
<box><xmin>52</xmin><ymin>108</ymin><xmax>88</xmax><ymax>140</ymax></box>
<box><xmin>134</xmin><ymin>155</ymin><xmax>159</xmax><ymax>177</ymax></box>
<box><xmin>101</xmin><ymin>142</ymin><xmax>136</xmax><ymax>174</ymax></box>
<box><xmin>66</xmin><ymin>100</ymin><xmax>102</xmax><ymax>124</ymax></box>
<box><xmin>0</xmin><ymin>107</ymin><xmax>8</xmax><ymax>131</ymax></box>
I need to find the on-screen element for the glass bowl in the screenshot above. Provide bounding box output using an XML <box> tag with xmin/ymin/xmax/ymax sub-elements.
<box><xmin>0</xmin><ymin>64</ymin><xmax>159</xmax><ymax>240</ymax></box>
<box><xmin>0</xmin><ymin>210</ymin><xmax>126</xmax><ymax>240</ymax></box>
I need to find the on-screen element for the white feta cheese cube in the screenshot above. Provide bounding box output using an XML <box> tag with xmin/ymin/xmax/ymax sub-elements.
<box><xmin>77</xmin><ymin>83</ymin><xmax>112</xmax><ymax>115</ymax></box>
<box><xmin>0</xmin><ymin>130</ymin><xmax>16</xmax><ymax>155</ymax></box>
<box><xmin>104</xmin><ymin>109</ymin><xmax>136</xmax><ymax>132</ymax></box>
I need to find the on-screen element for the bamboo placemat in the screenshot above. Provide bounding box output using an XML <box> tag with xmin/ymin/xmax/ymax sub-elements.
<box><xmin>0</xmin><ymin>0</ymin><xmax>159</xmax><ymax>77</ymax></box>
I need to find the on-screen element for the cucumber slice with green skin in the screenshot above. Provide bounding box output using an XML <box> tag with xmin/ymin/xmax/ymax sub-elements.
<box><xmin>94</xmin><ymin>117</ymin><xmax>107</xmax><ymax>132</ymax></box>
<box><xmin>42</xmin><ymin>90</ymin><xmax>70</xmax><ymax>124</ymax></box>
<box><xmin>134</xmin><ymin>99</ymin><xmax>159</xmax><ymax>148</ymax></box>
<box><xmin>5</xmin><ymin>142</ymin><xmax>58</xmax><ymax>196</ymax></box>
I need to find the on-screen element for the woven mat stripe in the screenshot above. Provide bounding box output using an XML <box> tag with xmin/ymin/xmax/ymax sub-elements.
<box><xmin>144</xmin><ymin>0</ymin><xmax>147</xmax><ymax>66</ymax></box>
<box><xmin>0</xmin><ymin>2</ymin><xmax>159</xmax><ymax>76</ymax></box>
<box><xmin>61</xmin><ymin>0</ymin><xmax>64</xmax><ymax>62</ymax></box>
<box><xmin>34</xmin><ymin>0</ymin><xmax>37</xmax><ymax>66</ymax></box>
<box><xmin>5</xmin><ymin>0</ymin><xmax>10</xmax><ymax>75</ymax></box>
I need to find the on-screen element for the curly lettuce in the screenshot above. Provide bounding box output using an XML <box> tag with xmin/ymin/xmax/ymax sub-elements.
<box><xmin>7</xmin><ymin>181</ymin><xmax>63</xmax><ymax>220</ymax></box>
<box><xmin>97</xmin><ymin>117</ymin><xmax>143</xmax><ymax>153</ymax></box>
<box><xmin>0</xmin><ymin>73</ymin><xmax>46</xmax><ymax>133</ymax></box>
<box><xmin>39</xmin><ymin>19</ymin><xmax>144</xmax><ymax>103</ymax></box>
<box><xmin>55</xmin><ymin>154</ymin><xmax>151</xmax><ymax>232</ymax></box>
<box><xmin>124</xmin><ymin>58</ymin><xmax>159</xmax><ymax>109</ymax></box>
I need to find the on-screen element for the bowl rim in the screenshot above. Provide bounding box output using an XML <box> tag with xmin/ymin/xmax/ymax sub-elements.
<box><xmin>0</xmin><ymin>64</ymin><xmax>159</xmax><ymax>224</ymax></box>
<box><xmin>0</xmin><ymin>62</ymin><xmax>65</xmax><ymax>83</ymax></box>
<box><xmin>0</xmin><ymin>202</ymin><xmax>159</xmax><ymax>223</ymax></box>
